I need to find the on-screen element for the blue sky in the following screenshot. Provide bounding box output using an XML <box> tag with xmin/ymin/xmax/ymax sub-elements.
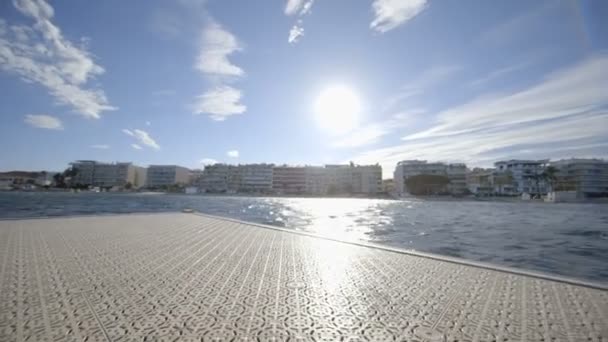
<box><xmin>1</xmin><ymin>0</ymin><xmax>607</xmax><ymax>177</ymax></box>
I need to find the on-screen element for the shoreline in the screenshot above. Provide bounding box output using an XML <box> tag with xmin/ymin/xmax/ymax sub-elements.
<box><xmin>4</xmin><ymin>189</ymin><xmax>607</xmax><ymax>204</ymax></box>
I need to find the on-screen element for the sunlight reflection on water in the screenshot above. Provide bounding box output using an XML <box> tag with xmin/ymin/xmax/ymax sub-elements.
<box><xmin>1</xmin><ymin>192</ymin><xmax>607</xmax><ymax>282</ymax></box>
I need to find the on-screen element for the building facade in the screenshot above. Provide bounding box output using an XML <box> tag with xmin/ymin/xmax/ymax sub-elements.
<box><xmin>446</xmin><ymin>163</ymin><xmax>467</xmax><ymax>195</ymax></box>
<box><xmin>273</xmin><ymin>166</ymin><xmax>307</xmax><ymax>194</ymax></box>
<box><xmin>466</xmin><ymin>168</ymin><xmax>494</xmax><ymax>196</ymax></box>
<box><xmin>494</xmin><ymin>160</ymin><xmax>548</xmax><ymax>195</ymax></box>
<box><xmin>70</xmin><ymin>161</ymin><xmax>145</xmax><ymax>188</ymax></box>
<box><xmin>239</xmin><ymin>164</ymin><xmax>274</xmax><ymax>193</ymax></box>
<box><xmin>394</xmin><ymin>160</ymin><xmax>464</xmax><ymax>195</ymax></box>
<box><xmin>550</xmin><ymin>158</ymin><xmax>608</xmax><ymax>198</ymax></box>
<box><xmin>350</xmin><ymin>165</ymin><xmax>382</xmax><ymax>194</ymax></box>
<box><xmin>305</xmin><ymin>166</ymin><xmax>329</xmax><ymax>195</ymax></box>
<box><xmin>198</xmin><ymin>164</ymin><xmax>231</xmax><ymax>193</ymax></box>
<box><xmin>146</xmin><ymin>165</ymin><xmax>190</xmax><ymax>188</ymax></box>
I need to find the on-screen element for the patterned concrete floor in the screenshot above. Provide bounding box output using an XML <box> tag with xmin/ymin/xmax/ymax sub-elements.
<box><xmin>0</xmin><ymin>213</ymin><xmax>606</xmax><ymax>342</ymax></box>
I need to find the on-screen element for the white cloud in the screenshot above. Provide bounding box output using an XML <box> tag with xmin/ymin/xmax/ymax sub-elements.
<box><xmin>24</xmin><ymin>114</ymin><xmax>63</xmax><ymax>130</ymax></box>
<box><xmin>285</xmin><ymin>0</ymin><xmax>314</xmax><ymax>16</ymax></box>
<box><xmin>193</xmin><ymin>20</ymin><xmax>247</xmax><ymax>121</ymax></box>
<box><xmin>288</xmin><ymin>23</ymin><xmax>305</xmax><ymax>44</ymax></box>
<box><xmin>90</xmin><ymin>144</ymin><xmax>109</xmax><ymax>149</ymax></box>
<box><xmin>123</xmin><ymin>128</ymin><xmax>160</xmax><ymax>150</ymax></box>
<box><xmin>193</xmin><ymin>85</ymin><xmax>246</xmax><ymax>121</ymax></box>
<box><xmin>200</xmin><ymin>158</ymin><xmax>217</xmax><ymax>166</ymax></box>
<box><xmin>227</xmin><ymin>150</ymin><xmax>239</xmax><ymax>158</ymax></box>
<box><xmin>284</xmin><ymin>0</ymin><xmax>314</xmax><ymax>44</ymax></box>
<box><xmin>131</xmin><ymin>144</ymin><xmax>142</xmax><ymax>150</ymax></box>
<box><xmin>145</xmin><ymin>121</ymin><xmax>151</xmax><ymax>126</ymax></box>
<box><xmin>0</xmin><ymin>0</ymin><xmax>115</xmax><ymax>118</ymax></box>
<box><xmin>196</xmin><ymin>22</ymin><xmax>243</xmax><ymax>77</ymax></box>
<box><xmin>370</xmin><ymin>0</ymin><xmax>428</xmax><ymax>33</ymax></box>
<box><xmin>404</xmin><ymin>54</ymin><xmax>608</xmax><ymax>140</ymax></box>
<box><xmin>285</xmin><ymin>0</ymin><xmax>304</xmax><ymax>15</ymax></box>
<box><xmin>350</xmin><ymin>54</ymin><xmax>608</xmax><ymax>176</ymax></box>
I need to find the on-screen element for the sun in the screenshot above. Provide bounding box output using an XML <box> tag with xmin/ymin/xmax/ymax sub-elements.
<box><xmin>314</xmin><ymin>85</ymin><xmax>361</xmax><ymax>135</ymax></box>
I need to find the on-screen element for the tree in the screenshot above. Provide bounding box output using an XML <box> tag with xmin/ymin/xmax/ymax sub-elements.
<box><xmin>405</xmin><ymin>175</ymin><xmax>449</xmax><ymax>195</ymax></box>
<box><xmin>124</xmin><ymin>182</ymin><xmax>133</xmax><ymax>190</ymax></box>
<box><xmin>542</xmin><ymin>166</ymin><xmax>558</xmax><ymax>192</ymax></box>
<box><xmin>493</xmin><ymin>171</ymin><xmax>513</xmax><ymax>195</ymax></box>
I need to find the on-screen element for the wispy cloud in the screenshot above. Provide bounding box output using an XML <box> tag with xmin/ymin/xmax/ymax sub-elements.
<box><xmin>469</xmin><ymin>61</ymin><xmax>532</xmax><ymax>88</ymax></box>
<box><xmin>351</xmin><ymin>54</ymin><xmax>608</xmax><ymax>175</ymax></box>
<box><xmin>404</xmin><ymin>54</ymin><xmax>608</xmax><ymax>140</ymax></box>
<box><xmin>122</xmin><ymin>128</ymin><xmax>160</xmax><ymax>150</ymax></box>
<box><xmin>332</xmin><ymin>110</ymin><xmax>424</xmax><ymax>148</ymax></box>
<box><xmin>370</xmin><ymin>0</ymin><xmax>428</xmax><ymax>33</ymax></box>
<box><xmin>196</xmin><ymin>22</ymin><xmax>243</xmax><ymax>77</ymax></box>
<box><xmin>194</xmin><ymin>86</ymin><xmax>246</xmax><ymax>121</ymax></box>
<box><xmin>131</xmin><ymin>144</ymin><xmax>142</xmax><ymax>150</ymax></box>
<box><xmin>90</xmin><ymin>144</ymin><xmax>110</xmax><ymax>149</ymax></box>
<box><xmin>24</xmin><ymin>114</ymin><xmax>63</xmax><ymax>130</ymax></box>
<box><xmin>0</xmin><ymin>0</ymin><xmax>115</xmax><ymax>119</ymax></box>
<box><xmin>227</xmin><ymin>150</ymin><xmax>239</xmax><ymax>158</ymax></box>
<box><xmin>284</xmin><ymin>0</ymin><xmax>314</xmax><ymax>44</ymax></box>
<box><xmin>382</xmin><ymin>65</ymin><xmax>460</xmax><ymax>112</ymax></box>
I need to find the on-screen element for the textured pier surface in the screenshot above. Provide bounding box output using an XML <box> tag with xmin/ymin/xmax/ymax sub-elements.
<box><xmin>0</xmin><ymin>213</ymin><xmax>606</xmax><ymax>341</ymax></box>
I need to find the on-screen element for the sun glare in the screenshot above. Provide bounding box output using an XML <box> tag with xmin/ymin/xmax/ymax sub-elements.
<box><xmin>314</xmin><ymin>85</ymin><xmax>361</xmax><ymax>134</ymax></box>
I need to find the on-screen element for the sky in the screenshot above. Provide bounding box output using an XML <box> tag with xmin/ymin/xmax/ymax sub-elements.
<box><xmin>1</xmin><ymin>0</ymin><xmax>607</xmax><ymax>178</ymax></box>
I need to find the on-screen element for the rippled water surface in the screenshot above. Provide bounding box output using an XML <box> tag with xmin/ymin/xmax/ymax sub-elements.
<box><xmin>1</xmin><ymin>192</ymin><xmax>607</xmax><ymax>282</ymax></box>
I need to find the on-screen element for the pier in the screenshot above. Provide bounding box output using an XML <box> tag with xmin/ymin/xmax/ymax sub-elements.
<box><xmin>0</xmin><ymin>212</ymin><xmax>606</xmax><ymax>341</ymax></box>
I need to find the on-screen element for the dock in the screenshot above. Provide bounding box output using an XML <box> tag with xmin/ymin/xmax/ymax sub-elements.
<box><xmin>0</xmin><ymin>212</ymin><xmax>606</xmax><ymax>341</ymax></box>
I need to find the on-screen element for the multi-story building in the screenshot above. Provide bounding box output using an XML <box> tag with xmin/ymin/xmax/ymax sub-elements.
<box><xmin>550</xmin><ymin>158</ymin><xmax>608</xmax><ymax>198</ymax></box>
<box><xmin>446</xmin><ymin>163</ymin><xmax>467</xmax><ymax>195</ymax></box>
<box><xmin>466</xmin><ymin>168</ymin><xmax>494</xmax><ymax>196</ymax></box>
<box><xmin>273</xmin><ymin>166</ymin><xmax>307</xmax><ymax>194</ymax></box>
<box><xmin>146</xmin><ymin>165</ymin><xmax>190</xmax><ymax>188</ymax></box>
<box><xmin>188</xmin><ymin>169</ymin><xmax>204</xmax><ymax>185</ymax></box>
<box><xmin>198</xmin><ymin>164</ymin><xmax>230</xmax><ymax>193</ymax></box>
<box><xmin>69</xmin><ymin>161</ymin><xmax>146</xmax><ymax>188</ymax></box>
<box><xmin>394</xmin><ymin>160</ymin><xmax>462</xmax><ymax>195</ymax></box>
<box><xmin>494</xmin><ymin>159</ymin><xmax>548</xmax><ymax>195</ymax></box>
<box><xmin>350</xmin><ymin>164</ymin><xmax>382</xmax><ymax>194</ymax></box>
<box><xmin>239</xmin><ymin>164</ymin><xmax>274</xmax><ymax>193</ymax></box>
<box><xmin>325</xmin><ymin>165</ymin><xmax>353</xmax><ymax>194</ymax></box>
<box><xmin>305</xmin><ymin>166</ymin><xmax>328</xmax><ymax>195</ymax></box>
<box><xmin>71</xmin><ymin>160</ymin><xmax>96</xmax><ymax>185</ymax></box>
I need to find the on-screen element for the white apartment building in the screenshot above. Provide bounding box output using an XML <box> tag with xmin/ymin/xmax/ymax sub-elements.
<box><xmin>350</xmin><ymin>164</ymin><xmax>382</xmax><ymax>194</ymax></box>
<box><xmin>273</xmin><ymin>166</ymin><xmax>307</xmax><ymax>194</ymax></box>
<box><xmin>446</xmin><ymin>163</ymin><xmax>467</xmax><ymax>195</ymax></box>
<box><xmin>305</xmin><ymin>166</ymin><xmax>329</xmax><ymax>195</ymax></box>
<box><xmin>494</xmin><ymin>159</ymin><xmax>548</xmax><ymax>195</ymax></box>
<box><xmin>550</xmin><ymin>158</ymin><xmax>608</xmax><ymax>198</ymax></box>
<box><xmin>239</xmin><ymin>164</ymin><xmax>274</xmax><ymax>193</ymax></box>
<box><xmin>70</xmin><ymin>161</ymin><xmax>146</xmax><ymax>188</ymax></box>
<box><xmin>394</xmin><ymin>160</ymin><xmax>453</xmax><ymax>195</ymax></box>
<box><xmin>325</xmin><ymin>165</ymin><xmax>353</xmax><ymax>194</ymax></box>
<box><xmin>198</xmin><ymin>164</ymin><xmax>236</xmax><ymax>193</ymax></box>
<box><xmin>146</xmin><ymin>165</ymin><xmax>190</xmax><ymax>187</ymax></box>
